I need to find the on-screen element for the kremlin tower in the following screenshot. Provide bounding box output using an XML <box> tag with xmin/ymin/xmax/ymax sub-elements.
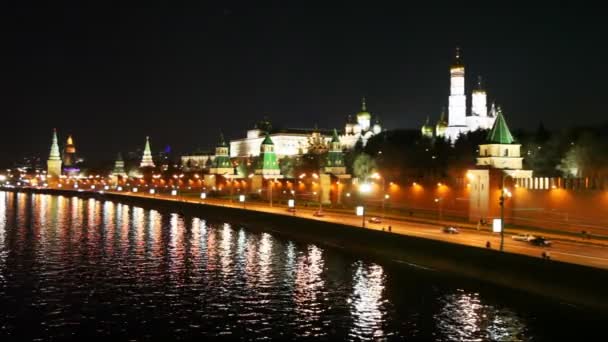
<box><xmin>209</xmin><ymin>133</ymin><xmax>234</xmax><ymax>175</ymax></box>
<box><xmin>62</xmin><ymin>134</ymin><xmax>80</xmax><ymax>176</ymax></box>
<box><xmin>425</xmin><ymin>47</ymin><xmax>497</xmax><ymax>143</ymax></box>
<box><xmin>255</xmin><ymin>133</ymin><xmax>281</xmax><ymax>176</ymax></box>
<box><xmin>140</xmin><ymin>136</ymin><xmax>155</xmax><ymax>168</ymax></box>
<box><xmin>46</xmin><ymin>129</ymin><xmax>62</xmax><ymax>179</ymax></box>
<box><xmin>324</xmin><ymin>129</ymin><xmax>346</xmax><ymax>175</ymax></box>
<box><xmin>112</xmin><ymin>152</ymin><xmax>127</xmax><ymax>178</ymax></box>
<box><xmin>444</xmin><ymin>47</ymin><xmax>468</xmax><ymax>142</ymax></box>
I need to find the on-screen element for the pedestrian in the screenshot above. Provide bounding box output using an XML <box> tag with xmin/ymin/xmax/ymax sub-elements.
<box><xmin>476</xmin><ymin>220</ymin><xmax>481</xmax><ymax>231</ymax></box>
<box><xmin>388</xmin><ymin>225</ymin><xmax>392</xmax><ymax>232</ymax></box>
<box><xmin>382</xmin><ymin>227</ymin><xmax>385</xmax><ymax>232</ymax></box>
<box><xmin>485</xmin><ymin>241</ymin><xmax>491</xmax><ymax>248</ymax></box>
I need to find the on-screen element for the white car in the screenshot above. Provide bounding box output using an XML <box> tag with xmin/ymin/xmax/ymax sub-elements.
<box><xmin>442</xmin><ymin>226</ymin><xmax>459</xmax><ymax>234</ymax></box>
<box><xmin>512</xmin><ymin>233</ymin><xmax>536</xmax><ymax>242</ymax></box>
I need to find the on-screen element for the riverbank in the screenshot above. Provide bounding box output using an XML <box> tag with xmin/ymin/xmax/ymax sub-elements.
<box><xmin>4</xmin><ymin>187</ymin><xmax>608</xmax><ymax>312</ymax></box>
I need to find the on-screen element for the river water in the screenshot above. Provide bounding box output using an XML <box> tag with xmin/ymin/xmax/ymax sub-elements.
<box><xmin>0</xmin><ymin>191</ymin><xmax>605</xmax><ymax>341</ymax></box>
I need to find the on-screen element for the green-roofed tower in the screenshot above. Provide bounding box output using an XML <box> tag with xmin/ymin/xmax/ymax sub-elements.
<box><xmin>486</xmin><ymin>107</ymin><xmax>515</xmax><ymax>144</ymax></box>
<box><xmin>255</xmin><ymin>133</ymin><xmax>281</xmax><ymax>176</ymax></box>
<box><xmin>325</xmin><ymin>129</ymin><xmax>346</xmax><ymax>175</ymax></box>
<box><xmin>210</xmin><ymin>133</ymin><xmax>234</xmax><ymax>175</ymax></box>
<box><xmin>476</xmin><ymin>107</ymin><xmax>524</xmax><ymax>170</ymax></box>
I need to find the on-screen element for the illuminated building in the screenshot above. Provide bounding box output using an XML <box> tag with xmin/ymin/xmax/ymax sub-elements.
<box><xmin>140</xmin><ymin>136</ymin><xmax>155</xmax><ymax>168</ymax></box>
<box><xmin>180</xmin><ymin>152</ymin><xmax>214</xmax><ymax>172</ymax></box>
<box><xmin>111</xmin><ymin>152</ymin><xmax>127</xmax><ymax>178</ymax></box>
<box><xmin>255</xmin><ymin>134</ymin><xmax>281</xmax><ymax>176</ymax></box>
<box><xmin>435</xmin><ymin>109</ymin><xmax>448</xmax><ymax>138</ymax></box>
<box><xmin>340</xmin><ymin>97</ymin><xmax>381</xmax><ymax>148</ymax></box>
<box><xmin>229</xmin><ymin>100</ymin><xmax>382</xmax><ymax>159</ymax></box>
<box><xmin>476</xmin><ymin>108</ymin><xmax>525</xmax><ymax>170</ymax></box>
<box><xmin>421</xmin><ymin>116</ymin><xmax>434</xmax><ymax>138</ymax></box>
<box><xmin>209</xmin><ymin>133</ymin><xmax>234</xmax><ymax>175</ymax></box>
<box><xmin>324</xmin><ymin>129</ymin><xmax>347</xmax><ymax>175</ymax></box>
<box><xmin>62</xmin><ymin>135</ymin><xmax>80</xmax><ymax>176</ymax></box>
<box><xmin>426</xmin><ymin>48</ymin><xmax>497</xmax><ymax>143</ymax></box>
<box><xmin>468</xmin><ymin>109</ymin><xmax>532</xmax><ymax>222</ymax></box>
<box><xmin>46</xmin><ymin>129</ymin><xmax>62</xmax><ymax>178</ymax></box>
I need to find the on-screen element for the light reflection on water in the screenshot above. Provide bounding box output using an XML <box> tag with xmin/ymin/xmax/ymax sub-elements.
<box><xmin>0</xmin><ymin>192</ymin><xmax>603</xmax><ymax>340</ymax></box>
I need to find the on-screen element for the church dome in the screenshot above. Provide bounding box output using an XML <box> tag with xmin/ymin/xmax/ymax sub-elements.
<box><xmin>356</xmin><ymin>97</ymin><xmax>371</xmax><ymax>121</ymax></box>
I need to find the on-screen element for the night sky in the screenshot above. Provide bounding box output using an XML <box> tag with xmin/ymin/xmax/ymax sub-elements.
<box><xmin>1</xmin><ymin>3</ymin><xmax>606</xmax><ymax>165</ymax></box>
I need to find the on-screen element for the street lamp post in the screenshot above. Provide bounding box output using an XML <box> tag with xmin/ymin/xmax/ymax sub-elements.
<box><xmin>268</xmin><ymin>179</ymin><xmax>273</xmax><ymax>207</ymax></box>
<box><xmin>499</xmin><ymin>172</ymin><xmax>513</xmax><ymax>252</ymax></box>
<box><xmin>434</xmin><ymin>197</ymin><xmax>443</xmax><ymax>224</ymax></box>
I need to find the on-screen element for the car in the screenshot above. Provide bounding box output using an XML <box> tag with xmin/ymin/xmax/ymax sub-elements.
<box><xmin>512</xmin><ymin>233</ymin><xmax>536</xmax><ymax>242</ymax></box>
<box><xmin>442</xmin><ymin>226</ymin><xmax>459</xmax><ymax>234</ymax></box>
<box><xmin>368</xmin><ymin>217</ymin><xmax>382</xmax><ymax>223</ymax></box>
<box><xmin>313</xmin><ymin>210</ymin><xmax>324</xmax><ymax>217</ymax></box>
<box><xmin>529</xmin><ymin>237</ymin><xmax>552</xmax><ymax>247</ymax></box>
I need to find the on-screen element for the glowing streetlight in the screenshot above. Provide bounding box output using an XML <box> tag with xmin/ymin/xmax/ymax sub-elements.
<box><xmin>359</xmin><ymin>183</ymin><xmax>372</xmax><ymax>193</ymax></box>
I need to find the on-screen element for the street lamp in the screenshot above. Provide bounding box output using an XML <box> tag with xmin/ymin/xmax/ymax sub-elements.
<box><xmin>434</xmin><ymin>197</ymin><xmax>443</xmax><ymax>224</ymax></box>
<box><xmin>499</xmin><ymin>172</ymin><xmax>514</xmax><ymax>252</ymax></box>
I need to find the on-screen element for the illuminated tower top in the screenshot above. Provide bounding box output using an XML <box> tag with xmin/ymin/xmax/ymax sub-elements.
<box><xmin>356</xmin><ymin>97</ymin><xmax>371</xmax><ymax>131</ymax></box>
<box><xmin>48</xmin><ymin>129</ymin><xmax>61</xmax><ymax>161</ymax></box>
<box><xmin>65</xmin><ymin>135</ymin><xmax>76</xmax><ymax>153</ymax></box>
<box><xmin>446</xmin><ymin>46</ymin><xmax>467</xmax><ymax>135</ymax></box>
<box><xmin>140</xmin><ymin>136</ymin><xmax>155</xmax><ymax>168</ymax></box>
<box><xmin>471</xmin><ymin>75</ymin><xmax>488</xmax><ymax>117</ymax></box>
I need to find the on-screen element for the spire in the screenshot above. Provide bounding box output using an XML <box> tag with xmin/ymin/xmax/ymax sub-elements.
<box><xmin>49</xmin><ymin>129</ymin><xmax>61</xmax><ymax>160</ymax></box>
<box><xmin>261</xmin><ymin>132</ymin><xmax>274</xmax><ymax>145</ymax></box>
<box><xmin>425</xmin><ymin>116</ymin><xmax>430</xmax><ymax>125</ymax></box>
<box><xmin>66</xmin><ymin>135</ymin><xmax>73</xmax><ymax>145</ymax></box>
<box><xmin>476</xmin><ymin>75</ymin><xmax>483</xmax><ymax>90</ymax></box>
<box><xmin>218</xmin><ymin>132</ymin><xmax>227</xmax><ymax>147</ymax></box>
<box><xmin>453</xmin><ymin>46</ymin><xmax>463</xmax><ymax>66</ymax></box>
<box><xmin>361</xmin><ymin>97</ymin><xmax>367</xmax><ymax>112</ymax></box>
<box><xmin>140</xmin><ymin>136</ymin><xmax>155</xmax><ymax>168</ymax></box>
<box><xmin>116</xmin><ymin>152</ymin><xmax>123</xmax><ymax>161</ymax></box>
<box><xmin>486</xmin><ymin>107</ymin><xmax>515</xmax><ymax>144</ymax></box>
<box><xmin>331</xmin><ymin>128</ymin><xmax>340</xmax><ymax>143</ymax></box>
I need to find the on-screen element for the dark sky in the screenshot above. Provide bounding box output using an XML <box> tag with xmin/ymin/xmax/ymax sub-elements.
<box><xmin>1</xmin><ymin>2</ymin><xmax>606</xmax><ymax>165</ymax></box>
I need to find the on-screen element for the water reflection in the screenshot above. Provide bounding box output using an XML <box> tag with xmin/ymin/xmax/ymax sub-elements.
<box><xmin>435</xmin><ymin>289</ymin><xmax>526</xmax><ymax>341</ymax></box>
<box><xmin>349</xmin><ymin>262</ymin><xmax>387</xmax><ymax>339</ymax></box>
<box><xmin>0</xmin><ymin>191</ymin><xmax>594</xmax><ymax>340</ymax></box>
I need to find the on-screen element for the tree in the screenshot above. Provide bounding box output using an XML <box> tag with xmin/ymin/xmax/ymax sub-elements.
<box><xmin>352</xmin><ymin>153</ymin><xmax>376</xmax><ymax>180</ymax></box>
